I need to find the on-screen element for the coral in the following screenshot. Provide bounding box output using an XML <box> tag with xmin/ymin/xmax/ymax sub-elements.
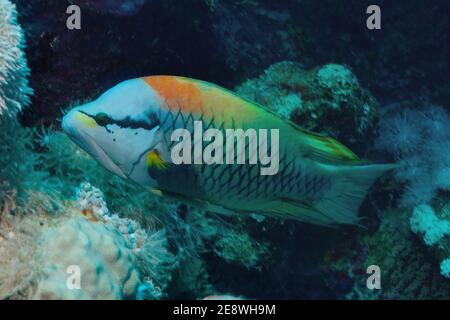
<box><xmin>75</xmin><ymin>181</ymin><xmax>110</xmax><ymax>218</ymax></box>
<box><xmin>409</xmin><ymin>202</ymin><xmax>450</xmax><ymax>279</ymax></box>
<box><xmin>410</xmin><ymin>204</ymin><xmax>450</xmax><ymax>246</ymax></box>
<box><xmin>72</xmin><ymin>182</ymin><xmax>178</xmax><ymax>298</ymax></box>
<box><xmin>213</xmin><ymin>230</ymin><xmax>270</xmax><ymax>270</ymax></box>
<box><xmin>0</xmin><ymin>116</ymin><xmax>58</xmax><ymax>209</ymax></box>
<box><xmin>0</xmin><ymin>0</ymin><xmax>40</xmax><ymax>210</ymax></box>
<box><xmin>136</xmin><ymin>229</ymin><xmax>178</xmax><ymax>296</ymax></box>
<box><xmin>441</xmin><ymin>259</ymin><xmax>450</xmax><ymax>279</ymax></box>
<box><xmin>0</xmin><ymin>190</ymin><xmax>64</xmax><ymax>299</ymax></box>
<box><xmin>0</xmin><ymin>0</ymin><xmax>32</xmax><ymax>116</ymax></box>
<box><xmin>0</xmin><ymin>179</ymin><xmax>180</xmax><ymax>300</ymax></box>
<box><xmin>375</xmin><ymin>105</ymin><xmax>450</xmax><ymax>207</ymax></box>
<box><xmin>0</xmin><ymin>213</ymin><xmax>39</xmax><ymax>300</ymax></box>
<box><xmin>235</xmin><ymin>61</ymin><xmax>379</xmax><ymax>149</ymax></box>
<box><xmin>34</xmin><ymin>217</ymin><xmax>141</xmax><ymax>300</ymax></box>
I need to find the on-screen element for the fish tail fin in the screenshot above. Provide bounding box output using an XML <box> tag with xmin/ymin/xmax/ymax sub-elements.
<box><xmin>313</xmin><ymin>163</ymin><xmax>397</xmax><ymax>226</ymax></box>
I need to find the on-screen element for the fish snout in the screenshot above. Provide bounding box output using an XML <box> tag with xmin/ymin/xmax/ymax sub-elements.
<box><xmin>61</xmin><ymin>109</ymin><xmax>77</xmax><ymax>136</ymax></box>
<box><xmin>62</xmin><ymin>109</ymin><xmax>94</xmax><ymax>151</ymax></box>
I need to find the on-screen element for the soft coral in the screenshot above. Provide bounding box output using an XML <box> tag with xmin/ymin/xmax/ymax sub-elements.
<box><xmin>376</xmin><ymin>105</ymin><xmax>450</xmax><ymax>207</ymax></box>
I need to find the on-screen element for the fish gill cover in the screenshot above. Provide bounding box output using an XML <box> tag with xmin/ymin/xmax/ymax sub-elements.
<box><xmin>0</xmin><ymin>0</ymin><xmax>449</xmax><ymax>300</ymax></box>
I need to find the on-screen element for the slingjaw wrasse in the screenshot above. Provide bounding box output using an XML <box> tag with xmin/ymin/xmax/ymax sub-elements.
<box><xmin>62</xmin><ymin>76</ymin><xmax>395</xmax><ymax>227</ymax></box>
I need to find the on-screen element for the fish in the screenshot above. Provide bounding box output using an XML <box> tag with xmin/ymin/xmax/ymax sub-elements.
<box><xmin>62</xmin><ymin>76</ymin><xmax>395</xmax><ymax>226</ymax></box>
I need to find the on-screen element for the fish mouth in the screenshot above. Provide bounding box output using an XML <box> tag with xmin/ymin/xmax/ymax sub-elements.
<box><xmin>62</xmin><ymin>114</ymin><xmax>127</xmax><ymax>179</ymax></box>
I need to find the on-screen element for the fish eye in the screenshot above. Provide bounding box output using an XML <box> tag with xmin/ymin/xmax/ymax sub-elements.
<box><xmin>95</xmin><ymin>112</ymin><xmax>110</xmax><ymax>126</ymax></box>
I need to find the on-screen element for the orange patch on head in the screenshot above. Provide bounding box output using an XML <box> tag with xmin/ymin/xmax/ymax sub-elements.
<box><xmin>142</xmin><ymin>76</ymin><xmax>262</xmax><ymax>127</ymax></box>
<box><xmin>143</xmin><ymin>76</ymin><xmax>206</xmax><ymax>114</ymax></box>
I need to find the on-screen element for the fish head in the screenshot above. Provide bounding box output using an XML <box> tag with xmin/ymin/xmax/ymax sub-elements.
<box><xmin>62</xmin><ymin>79</ymin><xmax>163</xmax><ymax>185</ymax></box>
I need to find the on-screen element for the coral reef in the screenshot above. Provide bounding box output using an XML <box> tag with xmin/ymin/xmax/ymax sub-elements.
<box><xmin>235</xmin><ymin>61</ymin><xmax>379</xmax><ymax>151</ymax></box>
<box><xmin>0</xmin><ymin>0</ymin><xmax>32</xmax><ymax>116</ymax></box>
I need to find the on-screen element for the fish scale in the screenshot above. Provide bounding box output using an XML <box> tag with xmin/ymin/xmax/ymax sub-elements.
<box><xmin>154</xmin><ymin>107</ymin><xmax>330</xmax><ymax>210</ymax></box>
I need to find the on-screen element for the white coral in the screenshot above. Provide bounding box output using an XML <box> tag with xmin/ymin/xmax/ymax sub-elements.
<box><xmin>0</xmin><ymin>0</ymin><xmax>32</xmax><ymax>116</ymax></box>
<box><xmin>440</xmin><ymin>259</ymin><xmax>450</xmax><ymax>279</ymax></box>
<box><xmin>410</xmin><ymin>204</ymin><xmax>450</xmax><ymax>246</ymax></box>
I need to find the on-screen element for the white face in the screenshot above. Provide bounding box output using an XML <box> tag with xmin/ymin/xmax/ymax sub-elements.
<box><xmin>62</xmin><ymin>79</ymin><xmax>163</xmax><ymax>187</ymax></box>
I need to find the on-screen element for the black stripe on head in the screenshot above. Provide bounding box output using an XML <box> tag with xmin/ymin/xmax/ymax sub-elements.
<box><xmin>79</xmin><ymin>111</ymin><xmax>160</xmax><ymax>131</ymax></box>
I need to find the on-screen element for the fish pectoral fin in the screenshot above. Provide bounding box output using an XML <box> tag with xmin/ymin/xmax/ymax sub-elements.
<box><xmin>264</xmin><ymin>198</ymin><xmax>338</xmax><ymax>227</ymax></box>
<box><xmin>290</xmin><ymin>124</ymin><xmax>361</xmax><ymax>164</ymax></box>
<box><xmin>146</xmin><ymin>150</ymin><xmax>172</xmax><ymax>170</ymax></box>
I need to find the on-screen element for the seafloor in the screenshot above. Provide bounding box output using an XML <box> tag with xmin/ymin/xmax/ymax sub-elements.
<box><xmin>0</xmin><ymin>0</ymin><xmax>450</xmax><ymax>299</ymax></box>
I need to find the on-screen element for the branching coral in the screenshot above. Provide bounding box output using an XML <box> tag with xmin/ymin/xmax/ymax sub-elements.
<box><xmin>0</xmin><ymin>0</ymin><xmax>32</xmax><ymax>116</ymax></box>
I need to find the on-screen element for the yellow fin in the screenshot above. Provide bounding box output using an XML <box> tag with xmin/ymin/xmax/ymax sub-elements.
<box><xmin>146</xmin><ymin>150</ymin><xmax>170</xmax><ymax>170</ymax></box>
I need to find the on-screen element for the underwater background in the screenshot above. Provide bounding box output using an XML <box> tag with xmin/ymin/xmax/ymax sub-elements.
<box><xmin>1</xmin><ymin>0</ymin><xmax>450</xmax><ymax>300</ymax></box>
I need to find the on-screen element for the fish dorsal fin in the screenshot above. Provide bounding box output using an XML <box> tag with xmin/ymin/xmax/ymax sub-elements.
<box><xmin>288</xmin><ymin>122</ymin><xmax>360</xmax><ymax>164</ymax></box>
<box><xmin>227</xmin><ymin>92</ymin><xmax>361</xmax><ymax>164</ymax></box>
